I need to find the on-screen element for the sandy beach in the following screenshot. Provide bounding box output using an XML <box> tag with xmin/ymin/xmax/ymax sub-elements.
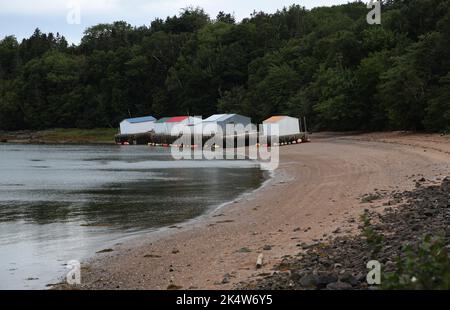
<box><xmin>72</xmin><ymin>132</ymin><xmax>450</xmax><ymax>290</ymax></box>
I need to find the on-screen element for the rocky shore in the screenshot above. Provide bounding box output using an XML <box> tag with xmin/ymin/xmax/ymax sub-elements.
<box><xmin>239</xmin><ymin>176</ymin><xmax>450</xmax><ymax>290</ymax></box>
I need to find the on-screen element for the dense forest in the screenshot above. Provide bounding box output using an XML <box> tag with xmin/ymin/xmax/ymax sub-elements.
<box><xmin>0</xmin><ymin>0</ymin><xmax>449</xmax><ymax>131</ymax></box>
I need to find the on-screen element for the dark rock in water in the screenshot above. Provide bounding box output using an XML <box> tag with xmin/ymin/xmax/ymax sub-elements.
<box><xmin>326</xmin><ymin>281</ymin><xmax>353</xmax><ymax>290</ymax></box>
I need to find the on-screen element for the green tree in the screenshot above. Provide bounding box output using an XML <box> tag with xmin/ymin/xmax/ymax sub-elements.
<box><xmin>425</xmin><ymin>73</ymin><xmax>450</xmax><ymax>132</ymax></box>
<box><xmin>0</xmin><ymin>36</ymin><xmax>19</xmax><ymax>78</ymax></box>
<box><xmin>19</xmin><ymin>51</ymin><xmax>84</xmax><ymax>128</ymax></box>
<box><xmin>312</xmin><ymin>66</ymin><xmax>362</xmax><ymax>130</ymax></box>
<box><xmin>217</xmin><ymin>86</ymin><xmax>248</xmax><ymax>115</ymax></box>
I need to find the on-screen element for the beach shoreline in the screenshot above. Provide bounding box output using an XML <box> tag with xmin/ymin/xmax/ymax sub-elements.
<box><xmin>55</xmin><ymin>132</ymin><xmax>450</xmax><ymax>290</ymax></box>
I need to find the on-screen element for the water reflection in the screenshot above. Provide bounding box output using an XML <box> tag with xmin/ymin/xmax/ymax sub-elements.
<box><xmin>0</xmin><ymin>144</ymin><xmax>266</xmax><ymax>289</ymax></box>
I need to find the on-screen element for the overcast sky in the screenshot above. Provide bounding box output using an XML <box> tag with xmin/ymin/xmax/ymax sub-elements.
<box><xmin>0</xmin><ymin>0</ymin><xmax>354</xmax><ymax>44</ymax></box>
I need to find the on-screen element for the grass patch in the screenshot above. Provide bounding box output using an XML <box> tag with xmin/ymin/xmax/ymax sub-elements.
<box><xmin>39</xmin><ymin>128</ymin><xmax>117</xmax><ymax>144</ymax></box>
<box><xmin>361</xmin><ymin>212</ymin><xmax>384</xmax><ymax>254</ymax></box>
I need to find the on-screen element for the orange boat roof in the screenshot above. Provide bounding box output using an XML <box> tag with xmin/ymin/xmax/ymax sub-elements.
<box><xmin>264</xmin><ymin>116</ymin><xmax>286</xmax><ymax>123</ymax></box>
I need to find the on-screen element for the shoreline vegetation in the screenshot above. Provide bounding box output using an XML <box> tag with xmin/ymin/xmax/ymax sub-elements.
<box><xmin>52</xmin><ymin>132</ymin><xmax>450</xmax><ymax>290</ymax></box>
<box><xmin>0</xmin><ymin>128</ymin><xmax>117</xmax><ymax>144</ymax></box>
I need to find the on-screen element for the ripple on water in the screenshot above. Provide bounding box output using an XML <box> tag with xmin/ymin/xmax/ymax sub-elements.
<box><xmin>0</xmin><ymin>144</ymin><xmax>267</xmax><ymax>289</ymax></box>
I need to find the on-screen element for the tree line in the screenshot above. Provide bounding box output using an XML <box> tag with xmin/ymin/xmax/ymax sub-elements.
<box><xmin>0</xmin><ymin>0</ymin><xmax>449</xmax><ymax>132</ymax></box>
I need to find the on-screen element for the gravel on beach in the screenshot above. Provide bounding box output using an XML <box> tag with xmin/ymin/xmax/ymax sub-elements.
<box><xmin>239</xmin><ymin>177</ymin><xmax>450</xmax><ymax>290</ymax></box>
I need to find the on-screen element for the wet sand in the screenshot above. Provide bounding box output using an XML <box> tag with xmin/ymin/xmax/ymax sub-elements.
<box><xmin>72</xmin><ymin>132</ymin><xmax>450</xmax><ymax>290</ymax></box>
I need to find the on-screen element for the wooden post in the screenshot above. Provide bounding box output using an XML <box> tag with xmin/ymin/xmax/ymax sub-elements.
<box><xmin>303</xmin><ymin>117</ymin><xmax>308</xmax><ymax>141</ymax></box>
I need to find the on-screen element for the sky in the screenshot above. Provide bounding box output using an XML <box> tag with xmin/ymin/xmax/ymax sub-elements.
<box><xmin>0</xmin><ymin>0</ymin><xmax>353</xmax><ymax>44</ymax></box>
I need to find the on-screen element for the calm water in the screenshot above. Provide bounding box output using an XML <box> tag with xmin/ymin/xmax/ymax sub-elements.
<box><xmin>0</xmin><ymin>144</ymin><xmax>266</xmax><ymax>289</ymax></box>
